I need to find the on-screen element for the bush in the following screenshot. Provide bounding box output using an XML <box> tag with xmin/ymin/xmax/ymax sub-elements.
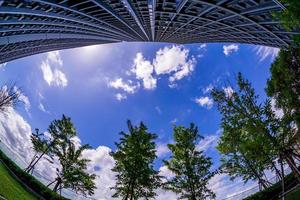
<box><xmin>244</xmin><ymin>172</ymin><xmax>299</xmax><ymax>200</ymax></box>
<box><xmin>0</xmin><ymin>149</ymin><xmax>69</xmax><ymax>200</ymax></box>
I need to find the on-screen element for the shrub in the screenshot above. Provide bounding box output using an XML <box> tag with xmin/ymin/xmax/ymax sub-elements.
<box><xmin>244</xmin><ymin>172</ymin><xmax>299</xmax><ymax>200</ymax></box>
<box><xmin>0</xmin><ymin>149</ymin><xmax>69</xmax><ymax>200</ymax></box>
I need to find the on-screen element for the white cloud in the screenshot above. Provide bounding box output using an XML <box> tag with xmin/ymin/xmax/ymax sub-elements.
<box><xmin>270</xmin><ymin>98</ymin><xmax>284</xmax><ymax>119</ymax></box>
<box><xmin>155</xmin><ymin>188</ymin><xmax>179</xmax><ymax>200</ymax></box>
<box><xmin>19</xmin><ymin>93</ymin><xmax>31</xmax><ymax>113</ymax></box>
<box><xmin>170</xmin><ymin>118</ymin><xmax>178</xmax><ymax>124</ymax></box>
<box><xmin>53</xmin><ymin>69</ymin><xmax>68</xmax><ymax>87</ymax></box>
<box><xmin>208</xmin><ymin>173</ymin><xmax>257</xmax><ymax>200</ymax></box>
<box><xmin>194</xmin><ymin>96</ymin><xmax>213</xmax><ymax>109</ymax></box>
<box><xmin>196</xmin><ymin>134</ymin><xmax>219</xmax><ymax>152</ymax></box>
<box><xmin>108</xmin><ymin>78</ymin><xmax>139</xmax><ymax>94</ymax></box>
<box><xmin>0</xmin><ymin>86</ymin><xmax>30</xmax><ymax>114</ymax></box>
<box><xmin>131</xmin><ymin>52</ymin><xmax>157</xmax><ymax>90</ymax></box>
<box><xmin>82</xmin><ymin>146</ymin><xmax>116</xmax><ymax>200</ymax></box>
<box><xmin>12</xmin><ymin>86</ymin><xmax>31</xmax><ymax>114</ymax></box>
<box><xmin>168</xmin><ymin>58</ymin><xmax>195</xmax><ymax>84</ymax></box>
<box><xmin>0</xmin><ymin>62</ymin><xmax>7</xmax><ymax>69</ymax></box>
<box><xmin>108</xmin><ymin>45</ymin><xmax>197</xmax><ymax>99</ymax></box>
<box><xmin>115</xmin><ymin>93</ymin><xmax>127</xmax><ymax>101</ymax></box>
<box><xmin>38</xmin><ymin>103</ymin><xmax>45</xmax><ymax>112</ymax></box>
<box><xmin>156</xmin><ymin>143</ymin><xmax>170</xmax><ymax>158</ymax></box>
<box><xmin>199</xmin><ymin>44</ymin><xmax>207</xmax><ymax>49</ymax></box>
<box><xmin>0</xmin><ymin>108</ymin><xmax>116</xmax><ymax>199</ymax></box>
<box><xmin>197</xmin><ymin>44</ymin><xmax>207</xmax><ymax>58</ymax></box>
<box><xmin>253</xmin><ymin>46</ymin><xmax>279</xmax><ymax>62</ymax></box>
<box><xmin>203</xmin><ymin>84</ymin><xmax>214</xmax><ymax>94</ymax></box>
<box><xmin>159</xmin><ymin>165</ymin><xmax>175</xmax><ymax>180</ymax></box>
<box><xmin>40</xmin><ymin>51</ymin><xmax>68</xmax><ymax>87</ymax></box>
<box><xmin>41</xmin><ymin>61</ymin><xmax>53</xmax><ymax>85</ymax></box>
<box><xmin>0</xmin><ymin>108</ymin><xmax>33</xmax><ymax>164</ymax></box>
<box><xmin>47</xmin><ymin>51</ymin><xmax>63</xmax><ymax>66</ymax></box>
<box><xmin>155</xmin><ymin>106</ymin><xmax>162</xmax><ymax>115</ymax></box>
<box><xmin>37</xmin><ymin>93</ymin><xmax>50</xmax><ymax>114</ymax></box>
<box><xmin>223</xmin><ymin>86</ymin><xmax>234</xmax><ymax>98</ymax></box>
<box><xmin>153</xmin><ymin>45</ymin><xmax>196</xmax><ymax>85</ymax></box>
<box><xmin>0</xmin><ymin>108</ymin><xmax>60</xmax><ymax>180</ymax></box>
<box><xmin>223</xmin><ymin>44</ymin><xmax>239</xmax><ymax>56</ymax></box>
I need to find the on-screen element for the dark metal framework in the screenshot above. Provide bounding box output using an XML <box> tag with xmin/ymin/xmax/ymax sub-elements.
<box><xmin>0</xmin><ymin>0</ymin><xmax>298</xmax><ymax>63</ymax></box>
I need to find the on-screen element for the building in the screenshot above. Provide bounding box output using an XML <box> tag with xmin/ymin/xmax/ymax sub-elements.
<box><xmin>0</xmin><ymin>0</ymin><xmax>298</xmax><ymax>63</ymax></box>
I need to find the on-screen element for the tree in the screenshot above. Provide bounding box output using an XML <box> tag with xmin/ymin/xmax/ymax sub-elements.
<box><xmin>25</xmin><ymin>129</ymin><xmax>52</xmax><ymax>174</ymax></box>
<box><xmin>163</xmin><ymin>123</ymin><xmax>215</xmax><ymax>200</ymax></box>
<box><xmin>216</xmin><ymin>123</ymin><xmax>274</xmax><ymax>189</ymax></box>
<box><xmin>276</xmin><ymin>0</ymin><xmax>300</xmax><ymax>44</ymax></box>
<box><xmin>266</xmin><ymin>47</ymin><xmax>300</xmax><ymax>134</ymax></box>
<box><xmin>25</xmin><ymin>115</ymin><xmax>77</xmax><ymax>174</ymax></box>
<box><xmin>0</xmin><ymin>85</ymin><xmax>20</xmax><ymax>113</ymax></box>
<box><xmin>49</xmin><ymin>141</ymin><xmax>96</xmax><ymax>196</ymax></box>
<box><xmin>111</xmin><ymin>120</ymin><xmax>160</xmax><ymax>200</ymax></box>
<box><xmin>212</xmin><ymin>73</ymin><xmax>300</xmax><ymax>185</ymax></box>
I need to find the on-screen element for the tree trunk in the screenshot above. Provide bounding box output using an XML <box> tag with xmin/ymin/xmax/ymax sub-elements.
<box><xmin>47</xmin><ymin>179</ymin><xmax>57</xmax><ymax>187</ymax></box>
<box><xmin>285</xmin><ymin>154</ymin><xmax>300</xmax><ymax>183</ymax></box>
<box><xmin>26</xmin><ymin>150</ymin><xmax>47</xmax><ymax>173</ymax></box>
<box><xmin>25</xmin><ymin>152</ymin><xmax>38</xmax><ymax>172</ymax></box>
<box><xmin>280</xmin><ymin>158</ymin><xmax>285</xmax><ymax>200</ymax></box>
<box><xmin>241</xmin><ymin>152</ymin><xmax>269</xmax><ymax>190</ymax></box>
<box><xmin>129</xmin><ymin>180</ymin><xmax>135</xmax><ymax>200</ymax></box>
<box><xmin>272</xmin><ymin>161</ymin><xmax>283</xmax><ymax>180</ymax></box>
<box><xmin>53</xmin><ymin>178</ymin><xmax>62</xmax><ymax>192</ymax></box>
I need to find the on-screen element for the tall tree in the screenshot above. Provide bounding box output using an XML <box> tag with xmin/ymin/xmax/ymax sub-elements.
<box><xmin>163</xmin><ymin>124</ymin><xmax>215</xmax><ymax>200</ymax></box>
<box><xmin>212</xmin><ymin>73</ymin><xmax>300</xmax><ymax>184</ymax></box>
<box><xmin>48</xmin><ymin>141</ymin><xmax>96</xmax><ymax>196</ymax></box>
<box><xmin>26</xmin><ymin>115</ymin><xmax>77</xmax><ymax>173</ymax></box>
<box><xmin>216</xmin><ymin>124</ymin><xmax>273</xmax><ymax>189</ymax></box>
<box><xmin>0</xmin><ymin>85</ymin><xmax>20</xmax><ymax>113</ymax></box>
<box><xmin>111</xmin><ymin>120</ymin><xmax>160</xmax><ymax>200</ymax></box>
<box><xmin>25</xmin><ymin>129</ymin><xmax>52</xmax><ymax>174</ymax></box>
<box><xmin>266</xmin><ymin>47</ymin><xmax>300</xmax><ymax>134</ymax></box>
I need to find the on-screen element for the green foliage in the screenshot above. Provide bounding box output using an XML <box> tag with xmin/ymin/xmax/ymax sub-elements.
<box><xmin>212</xmin><ymin>73</ymin><xmax>277</xmax><ymax>187</ymax></box>
<box><xmin>111</xmin><ymin>120</ymin><xmax>160</xmax><ymax>200</ymax></box>
<box><xmin>0</xmin><ymin>149</ymin><xmax>68</xmax><ymax>200</ymax></box>
<box><xmin>31</xmin><ymin>129</ymin><xmax>49</xmax><ymax>154</ymax></box>
<box><xmin>52</xmin><ymin>141</ymin><xmax>96</xmax><ymax>196</ymax></box>
<box><xmin>212</xmin><ymin>73</ymin><xmax>300</xmax><ymax>189</ymax></box>
<box><xmin>163</xmin><ymin>124</ymin><xmax>215</xmax><ymax>200</ymax></box>
<box><xmin>46</xmin><ymin>115</ymin><xmax>96</xmax><ymax>196</ymax></box>
<box><xmin>278</xmin><ymin>0</ymin><xmax>300</xmax><ymax>29</ymax></box>
<box><xmin>266</xmin><ymin>47</ymin><xmax>300</xmax><ymax>131</ymax></box>
<box><xmin>276</xmin><ymin>0</ymin><xmax>300</xmax><ymax>44</ymax></box>
<box><xmin>25</xmin><ymin>129</ymin><xmax>52</xmax><ymax>173</ymax></box>
<box><xmin>26</xmin><ymin>115</ymin><xmax>77</xmax><ymax>173</ymax></box>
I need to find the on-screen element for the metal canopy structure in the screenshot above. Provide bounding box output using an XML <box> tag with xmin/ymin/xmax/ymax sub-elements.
<box><xmin>0</xmin><ymin>0</ymin><xmax>298</xmax><ymax>64</ymax></box>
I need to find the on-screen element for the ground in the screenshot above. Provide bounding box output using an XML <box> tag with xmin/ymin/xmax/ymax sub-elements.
<box><xmin>0</xmin><ymin>162</ymin><xmax>36</xmax><ymax>200</ymax></box>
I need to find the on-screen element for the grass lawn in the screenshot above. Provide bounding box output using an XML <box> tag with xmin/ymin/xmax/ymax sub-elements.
<box><xmin>285</xmin><ymin>186</ymin><xmax>300</xmax><ymax>200</ymax></box>
<box><xmin>0</xmin><ymin>162</ymin><xmax>37</xmax><ymax>200</ymax></box>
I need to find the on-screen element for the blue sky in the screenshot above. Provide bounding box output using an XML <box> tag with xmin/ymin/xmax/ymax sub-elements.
<box><xmin>0</xmin><ymin>42</ymin><xmax>279</xmax><ymax>199</ymax></box>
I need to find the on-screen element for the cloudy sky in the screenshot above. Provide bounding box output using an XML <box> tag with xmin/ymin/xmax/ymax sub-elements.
<box><xmin>0</xmin><ymin>42</ymin><xmax>279</xmax><ymax>200</ymax></box>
